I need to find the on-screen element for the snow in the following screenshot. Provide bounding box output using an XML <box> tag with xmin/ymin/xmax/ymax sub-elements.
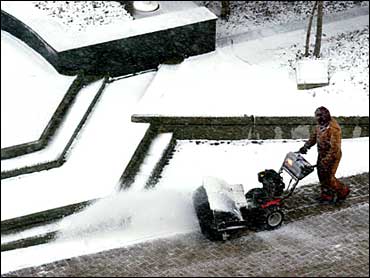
<box><xmin>1</xmin><ymin>72</ymin><xmax>156</xmax><ymax>220</ymax></box>
<box><xmin>129</xmin><ymin>132</ymin><xmax>174</xmax><ymax>191</ymax></box>
<box><xmin>157</xmin><ymin>138</ymin><xmax>369</xmax><ymax>194</ymax></box>
<box><xmin>135</xmin><ymin>14</ymin><xmax>369</xmax><ymax>117</ymax></box>
<box><xmin>1</xmin><ymin>31</ymin><xmax>75</xmax><ymax>148</ymax></box>
<box><xmin>295</xmin><ymin>59</ymin><xmax>329</xmax><ymax>86</ymax></box>
<box><xmin>1</xmin><ymin>1</ymin><xmax>132</xmax><ymax>51</ymax></box>
<box><xmin>0</xmin><ymin>188</ymin><xmax>198</xmax><ymax>274</ymax></box>
<box><xmin>1</xmin><ymin>2</ymin><xmax>215</xmax><ymax>52</ymax></box>
<box><xmin>201</xmin><ymin>178</ymin><xmax>247</xmax><ymax>215</ymax></box>
<box><xmin>1</xmin><ymin>222</ymin><xmax>60</xmax><ymax>245</ymax></box>
<box><xmin>32</xmin><ymin>1</ymin><xmax>133</xmax><ymax>32</ymax></box>
<box><xmin>135</xmin><ymin>52</ymin><xmax>368</xmax><ymax>117</ymax></box>
<box><xmin>195</xmin><ymin>1</ymin><xmax>369</xmax><ymax>40</ymax></box>
<box><xmin>1</xmin><ymin>137</ymin><xmax>368</xmax><ymax>274</ymax></box>
<box><xmin>1</xmin><ymin>1</ymin><xmax>369</xmax><ymax>275</ymax></box>
<box><xmin>1</xmin><ymin>79</ymin><xmax>105</xmax><ymax>173</ymax></box>
<box><xmin>133</xmin><ymin>1</ymin><xmax>160</xmax><ymax>12</ymax></box>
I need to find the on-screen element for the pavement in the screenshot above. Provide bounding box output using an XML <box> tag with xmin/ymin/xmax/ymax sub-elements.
<box><xmin>219</xmin><ymin>7</ymin><xmax>369</xmax><ymax>66</ymax></box>
<box><xmin>217</xmin><ymin>5</ymin><xmax>369</xmax><ymax>47</ymax></box>
<box><xmin>2</xmin><ymin>172</ymin><xmax>368</xmax><ymax>277</ymax></box>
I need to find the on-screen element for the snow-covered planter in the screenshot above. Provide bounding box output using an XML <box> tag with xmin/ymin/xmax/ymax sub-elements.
<box><xmin>1</xmin><ymin>1</ymin><xmax>217</xmax><ymax>77</ymax></box>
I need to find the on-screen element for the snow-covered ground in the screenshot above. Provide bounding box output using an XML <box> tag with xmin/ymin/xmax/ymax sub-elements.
<box><xmin>1</xmin><ymin>31</ymin><xmax>75</xmax><ymax>149</ymax></box>
<box><xmin>135</xmin><ymin>14</ymin><xmax>369</xmax><ymax>117</ymax></box>
<box><xmin>195</xmin><ymin>1</ymin><xmax>369</xmax><ymax>40</ymax></box>
<box><xmin>1</xmin><ymin>1</ymin><xmax>133</xmax><ymax>52</ymax></box>
<box><xmin>1</xmin><ymin>72</ymin><xmax>156</xmax><ymax>220</ymax></box>
<box><xmin>1</xmin><ymin>1</ymin><xmax>214</xmax><ymax>52</ymax></box>
<box><xmin>1</xmin><ymin>137</ymin><xmax>368</xmax><ymax>274</ymax></box>
<box><xmin>1</xmin><ymin>79</ymin><xmax>104</xmax><ymax>173</ymax></box>
<box><xmin>0</xmin><ymin>187</ymin><xmax>198</xmax><ymax>274</ymax></box>
<box><xmin>158</xmin><ymin>138</ymin><xmax>369</xmax><ymax>193</ymax></box>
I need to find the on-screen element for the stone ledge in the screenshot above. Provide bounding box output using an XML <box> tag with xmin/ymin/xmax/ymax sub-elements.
<box><xmin>132</xmin><ymin>115</ymin><xmax>369</xmax><ymax>126</ymax></box>
<box><xmin>132</xmin><ymin>115</ymin><xmax>369</xmax><ymax>140</ymax></box>
<box><xmin>132</xmin><ymin>115</ymin><xmax>255</xmax><ymax>125</ymax></box>
<box><xmin>1</xmin><ymin>5</ymin><xmax>217</xmax><ymax>77</ymax></box>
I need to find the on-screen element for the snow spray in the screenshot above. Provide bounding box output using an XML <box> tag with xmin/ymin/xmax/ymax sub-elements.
<box><xmin>56</xmin><ymin>187</ymin><xmax>199</xmax><ymax>244</ymax></box>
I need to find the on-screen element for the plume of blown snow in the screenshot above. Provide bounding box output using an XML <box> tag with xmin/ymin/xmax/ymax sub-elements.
<box><xmin>56</xmin><ymin>188</ymin><xmax>199</xmax><ymax>242</ymax></box>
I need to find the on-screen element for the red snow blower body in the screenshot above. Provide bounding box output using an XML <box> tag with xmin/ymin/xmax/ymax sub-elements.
<box><xmin>193</xmin><ymin>152</ymin><xmax>315</xmax><ymax>240</ymax></box>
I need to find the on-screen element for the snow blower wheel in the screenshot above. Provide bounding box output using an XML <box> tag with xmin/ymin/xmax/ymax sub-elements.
<box><xmin>264</xmin><ymin>206</ymin><xmax>284</xmax><ymax>230</ymax></box>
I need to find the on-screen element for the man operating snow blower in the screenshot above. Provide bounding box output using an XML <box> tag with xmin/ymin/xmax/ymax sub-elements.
<box><xmin>299</xmin><ymin>106</ymin><xmax>350</xmax><ymax>204</ymax></box>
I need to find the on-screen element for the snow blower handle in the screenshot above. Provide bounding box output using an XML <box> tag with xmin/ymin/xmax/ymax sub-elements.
<box><xmin>297</xmin><ymin>146</ymin><xmax>308</xmax><ymax>155</ymax></box>
<box><xmin>293</xmin><ymin>151</ymin><xmax>316</xmax><ymax>167</ymax></box>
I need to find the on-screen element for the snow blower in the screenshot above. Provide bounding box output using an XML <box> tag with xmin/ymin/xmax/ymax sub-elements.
<box><xmin>193</xmin><ymin>151</ymin><xmax>315</xmax><ymax>241</ymax></box>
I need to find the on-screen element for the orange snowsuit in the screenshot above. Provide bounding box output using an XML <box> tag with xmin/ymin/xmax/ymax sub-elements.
<box><xmin>304</xmin><ymin>118</ymin><xmax>349</xmax><ymax>198</ymax></box>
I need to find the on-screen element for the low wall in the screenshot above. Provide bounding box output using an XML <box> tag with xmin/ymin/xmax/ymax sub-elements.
<box><xmin>1</xmin><ymin>10</ymin><xmax>59</xmax><ymax>70</ymax></box>
<box><xmin>58</xmin><ymin>11</ymin><xmax>216</xmax><ymax>77</ymax></box>
<box><xmin>132</xmin><ymin>116</ymin><xmax>369</xmax><ymax>140</ymax></box>
<box><xmin>1</xmin><ymin>7</ymin><xmax>217</xmax><ymax>77</ymax></box>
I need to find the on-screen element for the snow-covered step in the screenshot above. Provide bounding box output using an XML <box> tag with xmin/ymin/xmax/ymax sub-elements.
<box><xmin>1</xmin><ymin>31</ymin><xmax>75</xmax><ymax>149</ymax></box>
<box><xmin>1</xmin><ymin>222</ymin><xmax>59</xmax><ymax>246</ymax></box>
<box><xmin>133</xmin><ymin>63</ymin><xmax>183</xmax><ymax>117</ymax></box>
<box><xmin>1</xmin><ymin>72</ymin><xmax>156</xmax><ymax>221</ymax></box>
<box><xmin>130</xmin><ymin>133</ymin><xmax>174</xmax><ymax>191</ymax></box>
<box><xmin>1</xmin><ymin>78</ymin><xmax>105</xmax><ymax>174</ymax></box>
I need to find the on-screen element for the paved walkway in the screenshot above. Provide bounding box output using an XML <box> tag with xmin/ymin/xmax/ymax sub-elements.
<box><xmin>220</xmin><ymin>11</ymin><xmax>369</xmax><ymax>67</ymax></box>
<box><xmin>3</xmin><ymin>173</ymin><xmax>368</xmax><ymax>277</ymax></box>
<box><xmin>217</xmin><ymin>6</ymin><xmax>369</xmax><ymax>47</ymax></box>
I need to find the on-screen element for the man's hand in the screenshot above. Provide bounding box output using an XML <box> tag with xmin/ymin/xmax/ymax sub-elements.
<box><xmin>299</xmin><ymin>146</ymin><xmax>308</xmax><ymax>154</ymax></box>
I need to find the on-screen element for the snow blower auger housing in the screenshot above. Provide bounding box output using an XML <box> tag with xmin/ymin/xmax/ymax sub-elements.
<box><xmin>193</xmin><ymin>152</ymin><xmax>315</xmax><ymax>241</ymax></box>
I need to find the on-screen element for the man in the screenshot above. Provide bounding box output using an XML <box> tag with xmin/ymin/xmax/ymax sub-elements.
<box><xmin>299</xmin><ymin>106</ymin><xmax>350</xmax><ymax>204</ymax></box>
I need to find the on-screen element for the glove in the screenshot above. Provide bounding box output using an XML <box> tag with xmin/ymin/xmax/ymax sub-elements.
<box><xmin>299</xmin><ymin>146</ymin><xmax>308</xmax><ymax>154</ymax></box>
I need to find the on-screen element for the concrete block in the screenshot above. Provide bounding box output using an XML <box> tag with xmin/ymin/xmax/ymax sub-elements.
<box><xmin>296</xmin><ymin>58</ymin><xmax>329</xmax><ymax>89</ymax></box>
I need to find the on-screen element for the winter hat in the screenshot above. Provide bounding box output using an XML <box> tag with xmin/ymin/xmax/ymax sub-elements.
<box><xmin>315</xmin><ymin>106</ymin><xmax>331</xmax><ymax>127</ymax></box>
